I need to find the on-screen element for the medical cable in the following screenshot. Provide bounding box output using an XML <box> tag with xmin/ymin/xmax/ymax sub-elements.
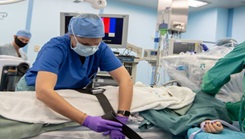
<box><xmin>84</xmin><ymin>72</ymin><xmax>97</xmax><ymax>89</ymax></box>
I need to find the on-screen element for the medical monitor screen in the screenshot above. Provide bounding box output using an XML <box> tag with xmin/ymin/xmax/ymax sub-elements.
<box><xmin>173</xmin><ymin>42</ymin><xmax>195</xmax><ymax>54</ymax></box>
<box><xmin>100</xmin><ymin>15</ymin><xmax>125</xmax><ymax>48</ymax></box>
<box><xmin>60</xmin><ymin>13</ymin><xmax>129</xmax><ymax>48</ymax></box>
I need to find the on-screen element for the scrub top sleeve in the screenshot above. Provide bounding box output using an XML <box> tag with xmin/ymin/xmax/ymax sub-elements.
<box><xmin>99</xmin><ymin>47</ymin><xmax>122</xmax><ymax>72</ymax></box>
<box><xmin>34</xmin><ymin>46</ymin><xmax>64</xmax><ymax>75</ymax></box>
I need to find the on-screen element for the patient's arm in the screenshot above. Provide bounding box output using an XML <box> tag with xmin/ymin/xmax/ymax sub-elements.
<box><xmin>202</xmin><ymin>120</ymin><xmax>223</xmax><ymax>133</ymax></box>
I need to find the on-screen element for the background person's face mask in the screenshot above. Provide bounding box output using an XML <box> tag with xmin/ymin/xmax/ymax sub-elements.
<box><xmin>15</xmin><ymin>37</ymin><xmax>28</xmax><ymax>48</ymax></box>
<box><xmin>71</xmin><ymin>38</ymin><xmax>99</xmax><ymax>57</ymax></box>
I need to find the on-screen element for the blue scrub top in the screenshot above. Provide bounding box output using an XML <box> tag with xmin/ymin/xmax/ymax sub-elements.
<box><xmin>25</xmin><ymin>34</ymin><xmax>122</xmax><ymax>89</ymax></box>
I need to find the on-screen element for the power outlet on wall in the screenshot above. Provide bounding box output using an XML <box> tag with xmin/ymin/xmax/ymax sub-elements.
<box><xmin>34</xmin><ymin>45</ymin><xmax>40</xmax><ymax>52</ymax></box>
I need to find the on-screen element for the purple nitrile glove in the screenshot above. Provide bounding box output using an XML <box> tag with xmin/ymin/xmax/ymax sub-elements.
<box><xmin>82</xmin><ymin>115</ymin><xmax>122</xmax><ymax>132</ymax></box>
<box><xmin>109</xmin><ymin>130</ymin><xmax>126</xmax><ymax>139</ymax></box>
<box><xmin>103</xmin><ymin>115</ymin><xmax>128</xmax><ymax>139</ymax></box>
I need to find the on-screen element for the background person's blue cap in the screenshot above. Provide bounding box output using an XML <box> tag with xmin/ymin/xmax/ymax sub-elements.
<box><xmin>16</xmin><ymin>30</ymin><xmax>32</xmax><ymax>39</ymax></box>
<box><xmin>68</xmin><ymin>13</ymin><xmax>105</xmax><ymax>38</ymax></box>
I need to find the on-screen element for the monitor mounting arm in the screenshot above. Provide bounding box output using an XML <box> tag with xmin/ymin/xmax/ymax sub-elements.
<box><xmin>126</xmin><ymin>43</ymin><xmax>143</xmax><ymax>58</ymax></box>
<box><xmin>74</xmin><ymin>0</ymin><xmax>107</xmax><ymax>9</ymax></box>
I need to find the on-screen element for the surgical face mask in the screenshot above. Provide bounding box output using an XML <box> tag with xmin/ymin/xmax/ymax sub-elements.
<box><xmin>71</xmin><ymin>39</ymin><xmax>99</xmax><ymax>57</ymax></box>
<box><xmin>15</xmin><ymin>37</ymin><xmax>28</xmax><ymax>48</ymax></box>
<box><xmin>70</xmin><ymin>22</ymin><xmax>99</xmax><ymax>57</ymax></box>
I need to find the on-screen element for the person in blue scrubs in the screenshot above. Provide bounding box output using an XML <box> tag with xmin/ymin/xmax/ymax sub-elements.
<box><xmin>16</xmin><ymin>13</ymin><xmax>133</xmax><ymax>138</ymax></box>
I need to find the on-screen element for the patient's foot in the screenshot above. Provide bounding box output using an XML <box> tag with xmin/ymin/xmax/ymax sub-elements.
<box><xmin>202</xmin><ymin>120</ymin><xmax>224</xmax><ymax>133</ymax></box>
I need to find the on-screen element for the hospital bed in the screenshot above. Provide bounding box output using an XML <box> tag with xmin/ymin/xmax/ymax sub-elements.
<box><xmin>3</xmin><ymin>81</ymin><xmax>240</xmax><ymax>139</ymax></box>
<box><xmin>31</xmin><ymin>86</ymin><xmax>174</xmax><ymax>139</ymax></box>
<box><xmin>0</xmin><ymin>85</ymin><xmax>196</xmax><ymax>139</ymax></box>
<box><xmin>32</xmin><ymin>122</ymin><xmax>172</xmax><ymax>139</ymax></box>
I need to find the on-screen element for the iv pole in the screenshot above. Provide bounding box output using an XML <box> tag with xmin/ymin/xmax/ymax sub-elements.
<box><xmin>153</xmin><ymin>0</ymin><xmax>172</xmax><ymax>86</ymax></box>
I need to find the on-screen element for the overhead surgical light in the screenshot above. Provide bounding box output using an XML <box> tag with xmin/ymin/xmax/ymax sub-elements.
<box><xmin>73</xmin><ymin>0</ymin><xmax>82</xmax><ymax>3</ymax></box>
<box><xmin>0</xmin><ymin>0</ymin><xmax>26</xmax><ymax>5</ymax></box>
<box><xmin>189</xmin><ymin>0</ymin><xmax>208</xmax><ymax>7</ymax></box>
<box><xmin>73</xmin><ymin>0</ymin><xmax>107</xmax><ymax>9</ymax></box>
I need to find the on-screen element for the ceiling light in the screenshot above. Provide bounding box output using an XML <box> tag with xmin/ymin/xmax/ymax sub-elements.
<box><xmin>73</xmin><ymin>0</ymin><xmax>82</xmax><ymax>3</ymax></box>
<box><xmin>0</xmin><ymin>0</ymin><xmax>26</xmax><ymax>5</ymax></box>
<box><xmin>189</xmin><ymin>0</ymin><xmax>208</xmax><ymax>7</ymax></box>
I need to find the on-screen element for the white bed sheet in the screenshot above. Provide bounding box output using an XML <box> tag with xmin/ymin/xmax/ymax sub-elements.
<box><xmin>32</xmin><ymin>122</ymin><xmax>172</xmax><ymax>139</ymax></box>
<box><xmin>0</xmin><ymin>85</ymin><xmax>195</xmax><ymax>124</ymax></box>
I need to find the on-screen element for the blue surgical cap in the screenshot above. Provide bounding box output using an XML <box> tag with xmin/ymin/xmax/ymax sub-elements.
<box><xmin>16</xmin><ymin>30</ymin><xmax>32</xmax><ymax>39</ymax></box>
<box><xmin>68</xmin><ymin>13</ymin><xmax>105</xmax><ymax>38</ymax></box>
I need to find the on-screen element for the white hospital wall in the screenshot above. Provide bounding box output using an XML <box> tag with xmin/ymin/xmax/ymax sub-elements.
<box><xmin>182</xmin><ymin>6</ymin><xmax>245</xmax><ymax>45</ymax></box>
<box><xmin>232</xmin><ymin>7</ymin><xmax>245</xmax><ymax>43</ymax></box>
<box><xmin>215</xmin><ymin>8</ymin><xmax>229</xmax><ymax>41</ymax></box>
<box><xmin>181</xmin><ymin>8</ymin><xmax>228</xmax><ymax>43</ymax></box>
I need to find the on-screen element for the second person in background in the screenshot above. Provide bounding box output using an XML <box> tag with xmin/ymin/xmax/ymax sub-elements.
<box><xmin>0</xmin><ymin>30</ymin><xmax>32</xmax><ymax>60</ymax></box>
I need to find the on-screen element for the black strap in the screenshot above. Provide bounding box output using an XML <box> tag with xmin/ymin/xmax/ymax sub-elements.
<box><xmin>76</xmin><ymin>88</ymin><xmax>114</xmax><ymax>113</ymax></box>
<box><xmin>102</xmin><ymin>111</ymin><xmax>142</xmax><ymax>139</ymax></box>
<box><xmin>76</xmin><ymin>88</ymin><xmax>142</xmax><ymax>139</ymax></box>
<box><xmin>94</xmin><ymin>93</ymin><xmax>115</xmax><ymax>113</ymax></box>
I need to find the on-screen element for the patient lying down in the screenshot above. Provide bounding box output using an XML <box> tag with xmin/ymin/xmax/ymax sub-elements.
<box><xmin>0</xmin><ymin>85</ymin><xmax>199</xmax><ymax>138</ymax></box>
<box><xmin>0</xmin><ymin>84</ymin><xmax>233</xmax><ymax>138</ymax></box>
